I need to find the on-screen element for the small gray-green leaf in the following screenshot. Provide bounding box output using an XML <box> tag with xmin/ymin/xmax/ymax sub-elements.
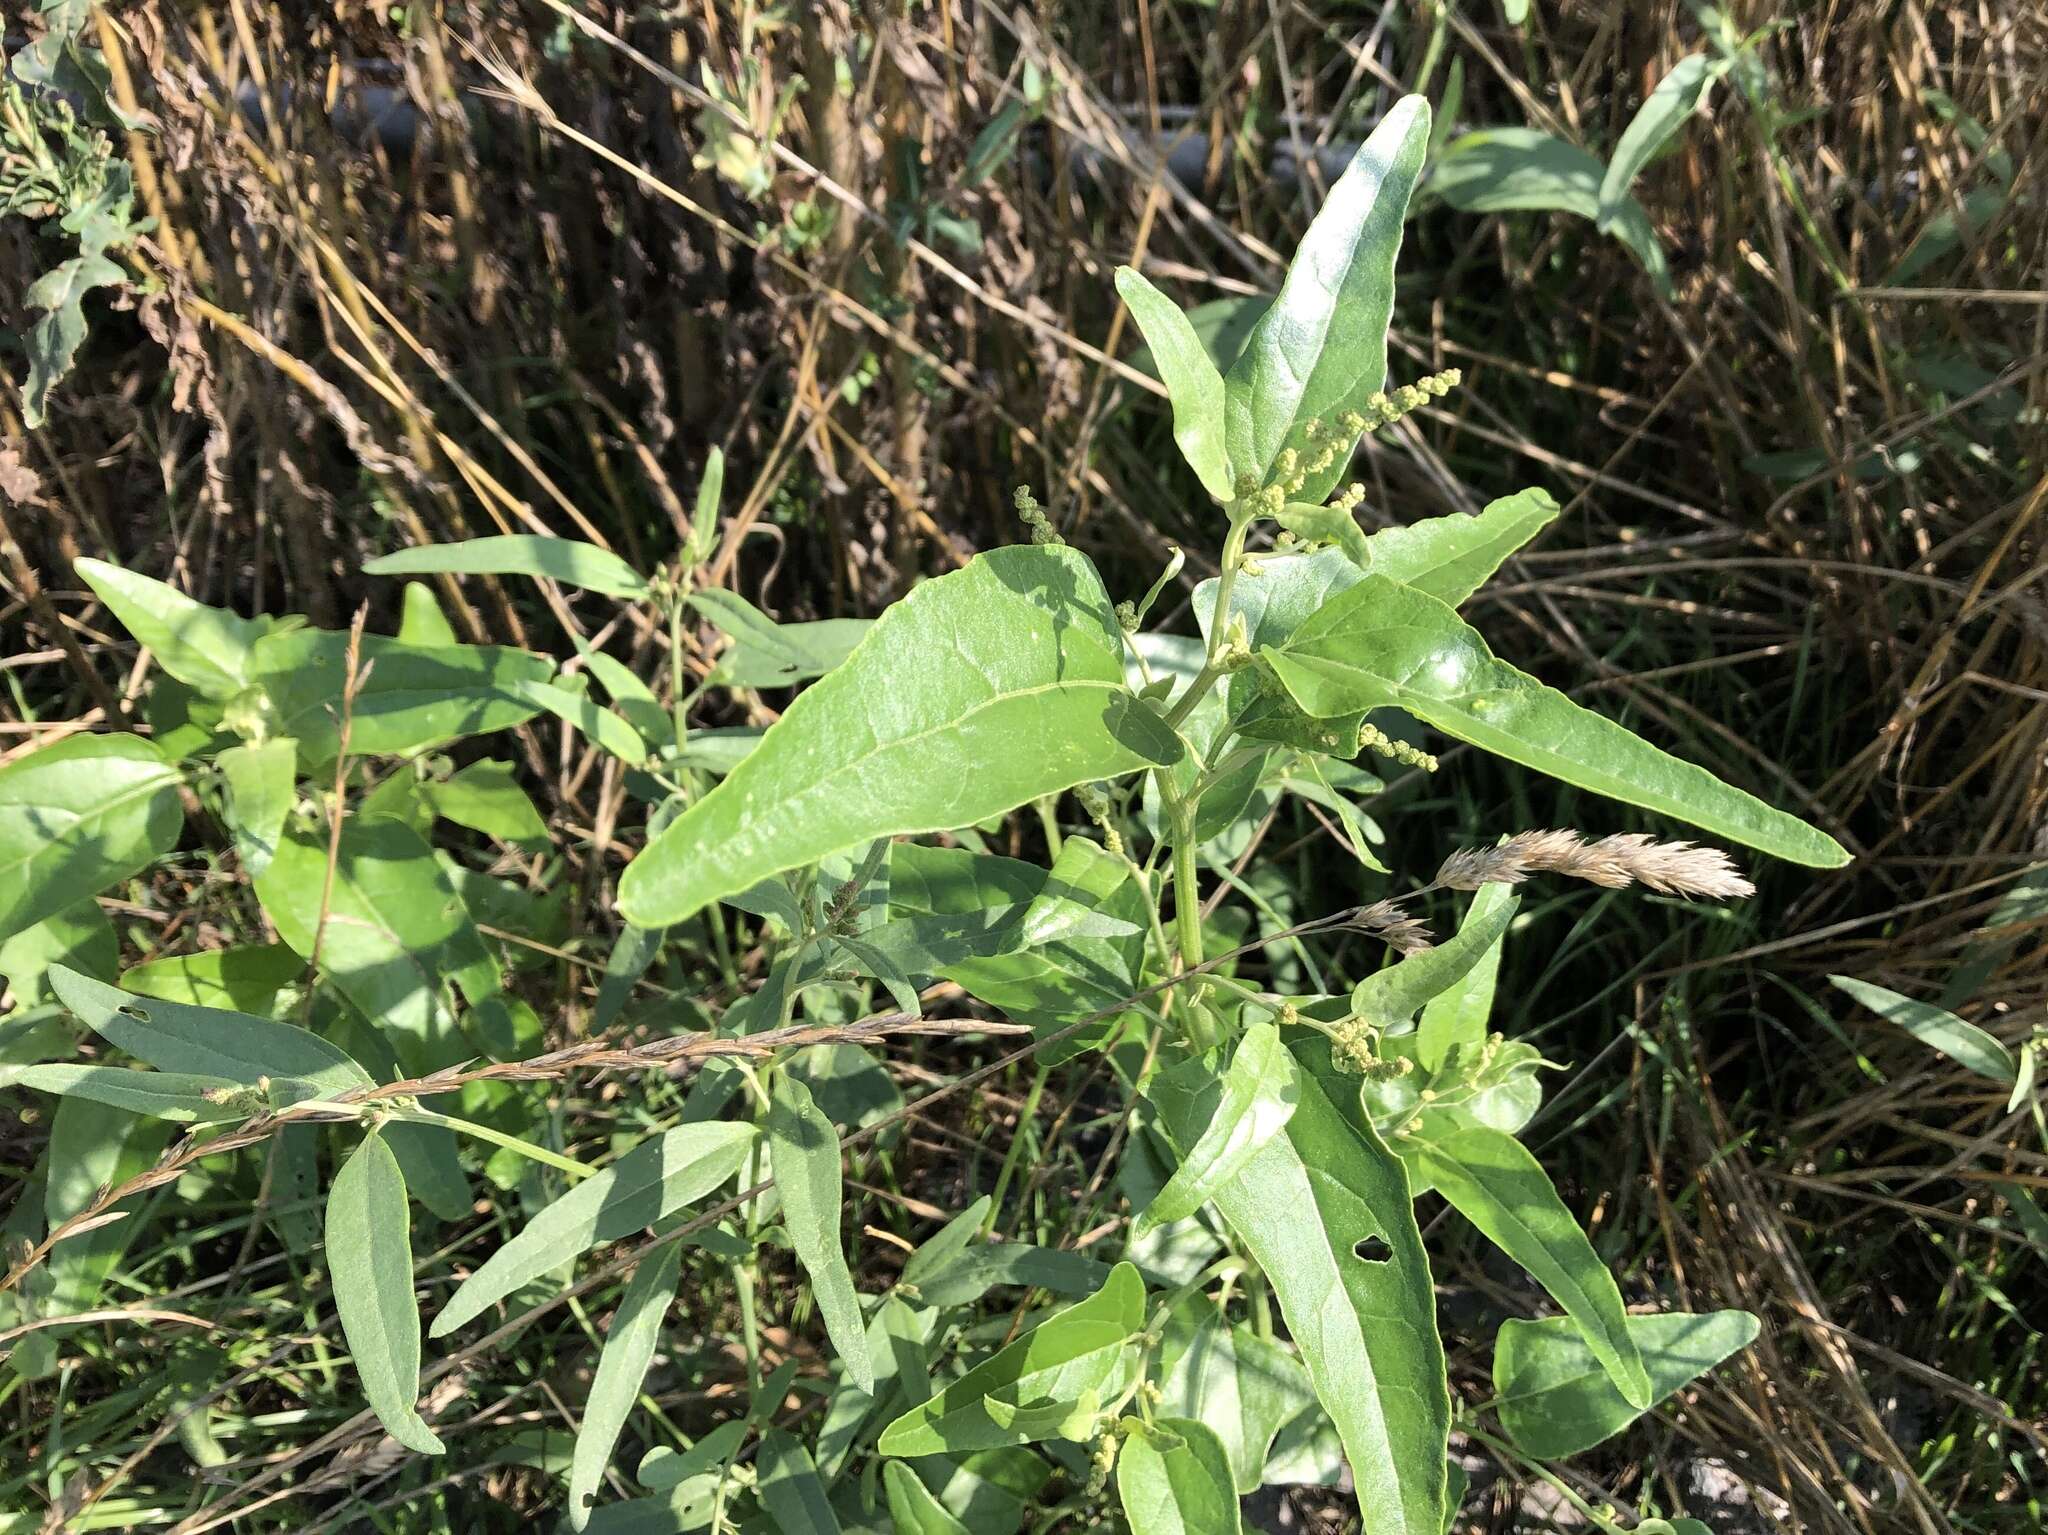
<box><xmin>327</xmin><ymin>1131</ymin><xmax>444</xmax><ymax>1453</ymax></box>
<box><xmin>0</xmin><ymin>732</ymin><xmax>183</xmax><ymax>945</ymax></box>
<box><xmin>218</xmin><ymin>738</ymin><xmax>296</xmax><ymax>877</ymax></box>
<box><xmin>1352</xmin><ymin>894</ymin><xmax>1519</xmax><ymax>1030</ymax></box>
<box><xmin>1224</xmin><ymin>97</ymin><xmax>1431</xmax><ymax>504</ymax></box>
<box><xmin>1261</xmin><ymin>574</ymin><xmax>1847</xmax><ymax>867</ymax></box>
<box><xmin>1117</xmin><ymin>1416</ymin><xmax>1242</xmax><ymax>1535</ymax></box>
<box><xmin>1416</xmin><ymin>883</ymin><xmax>1515</xmax><ymax>1070</ymax></box>
<box><xmin>1412</xmin><ymin>1123</ymin><xmax>1651</xmax><ymax>1409</ymax></box>
<box><xmin>50</xmin><ymin>965</ymin><xmax>370</xmax><ymax>1100</ymax></box>
<box><xmin>569</xmin><ymin>1241</ymin><xmax>685</xmax><ymax>1530</ymax></box>
<box><xmin>432</xmin><ymin>1122</ymin><xmax>756</xmax><ymax>1336</ymax></box>
<box><xmin>619</xmin><ymin>547</ymin><xmax>1181</xmax><ymax>928</ymax></box>
<box><xmin>1359</xmin><ymin>488</ymin><xmax>1560</xmax><ymax>606</ymax></box>
<box><xmin>756</xmin><ymin>1429</ymin><xmax>841</xmax><ymax>1535</ymax></box>
<box><xmin>767</xmin><ymin>1074</ymin><xmax>876</xmax><ymax>1393</ymax></box>
<box><xmin>1598</xmin><ymin>55</ymin><xmax>1723</xmax><ymax>231</ymax></box>
<box><xmin>1115</xmin><ymin>267</ymin><xmax>1233</xmax><ymax>502</ymax></box>
<box><xmin>364</xmin><ymin>535</ymin><xmax>649</xmax><ymax>599</ymax></box>
<box><xmin>0</xmin><ymin>1063</ymin><xmax>242</xmax><ymax>1122</ymax></box>
<box><xmin>689</xmin><ymin>448</ymin><xmax>725</xmax><ymax>567</ymax></box>
<box><xmin>1137</xmin><ymin>1023</ymin><xmax>1298</xmax><ymax>1237</ymax></box>
<box><xmin>1830</xmin><ymin>975</ymin><xmax>2017</xmax><ymax>1084</ymax></box>
<box><xmin>692</xmin><ymin>589</ymin><xmax>871</xmax><ymax>689</ymax></box>
<box><xmin>1494</xmin><ymin>1309</ymin><xmax>1760</xmax><ymax>1458</ymax></box>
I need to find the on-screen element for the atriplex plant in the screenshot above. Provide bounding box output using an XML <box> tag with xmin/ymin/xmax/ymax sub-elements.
<box><xmin>0</xmin><ymin>95</ymin><xmax>1846</xmax><ymax>1533</ymax></box>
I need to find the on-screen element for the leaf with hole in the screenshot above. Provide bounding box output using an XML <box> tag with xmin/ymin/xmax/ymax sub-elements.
<box><xmin>1158</xmin><ymin>1037</ymin><xmax>1446</xmax><ymax>1535</ymax></box>
<box><xmin>620</xmin><ymin>546</ymin><xmax>1181</xmax><ymax>928</ymax></box>
<box><xmin>326</xmin><ymin>1130</ymin><xmax>444</xmax><ymax>1453</ymax></box>
<box><xmin>432</xmin><ymin>1122</ymin><xmax>755</xmax><ymax>1336</ymax></box>
<box><xmin>1494</xmin><ymin>1309</ymin><xmax>1760</xmax><ymax>1458</ymax></box>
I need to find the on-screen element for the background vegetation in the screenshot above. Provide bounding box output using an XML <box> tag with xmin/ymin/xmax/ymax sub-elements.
<box><xmin>2</xmin><ymin>1</ymin><xmax>2042</xmax><ymax>1531</ymax></box>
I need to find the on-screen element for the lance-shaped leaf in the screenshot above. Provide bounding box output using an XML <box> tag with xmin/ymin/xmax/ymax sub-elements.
<box><xmin>1494</xmin><ymin>1309</ymin><xmax>1760</xmax><ymax>1458</ymax></box>
<box><xmin>74</xmin><ymin>559</ymin><xmax>274</xmax><ymax>699</ymax></box>
<box><xmin>0</xmin><ymin>1063</ymin><xmax>242</xmax><ymax>1122</ymax></box>
<box><xmin>0</xmin><ymin>732</ymin><xmax>183</xmax><ymax>945</ymax></box>
<box><xmin>1157</xmin><ymin>1306</ymin><xmax>1316</xmax><ymax>1494</ymax></box>
<box><xmin>884</xmin><ymin>1459</ymin><xmax>974</xmax><ymax>1535</ymax></box>
<box><xmin>1598</xmin><ymin>55</ymin><xmax>1724</xmax><ymax>232</ymax></box>
<box><xmin>1261</xmin><ymin>574</ymin><xmax>1848</xmax><ymax>867</ymax></box>
<box><xmin>1352</xmin><ymin>893</ymin><xmax>1519</xmax><ymax>1031</ymax></box>
<box><xmin>878</xmin><ymin>1262</ymin><xmax>1145</xmax><ymax>1457</ymax></box>
<box><xmin>619</xmin><ymin>546</ymin><xmax>1181</xmax><ymax>928</ymax></box>
<box><xmin>1117</xmin><ymin>1417</ymin><xmax>1243</xmax><ymax>1535</ymax></box>
<box><xmin>1357</xmin><ymin>488</ymin><xmax>1560</xmax><ymax>606</ymax></box>
<box><xmin>433</xmin><ymin>1122</ymin><xmax>756</xmax><ymax>1336</ymax></box>
<box><xmin>1411</xmin><ymin>1123</ymin><xmax>1651</xmax><ymax>1409</ymax></box>
<box><xmin>1115</xmin><ymin>267</ymin><xmax>1233</xmax><ymax>502</ymax></box>
<box><xmin>364</xmin><ymin>534</ymin><xmax>650</xmax><ymax>599</ymax></box>
<box><xmin>1160</xmin><ymin>1038</ymin><xmax>1447</xmax><ymax>1535</ymax></box>
<box><xmin>1224</xmin><ymin>97</ymin><xmax>1431</xmax><ymax>505</ymax></box>
<box><xmin>1136</xmin><ymin>1024</ymin><xmax>1298</xmax><ymax>1237</ymax></box>
<box><xmin>691</xmin><ymin>589</ymin><xmax>871</xmax><ymax>688</ymax></box>
<box><xmin>757</xmin><ymin>1429</ymin><xmax>841</xmax><ymax>1534</ymax></box>
<box><xmin>569</xmin><ymin>1241</ymin><xmax>685</xmax><ymax>1529</ymax></box>
<box><xmin>767</xmin><ymin>1074</ymin><xmax>876</xmax><ymax>1393</ymax></box>
<box><xmin>1831</xmin><ymin>975</ymin><xmax>2017</xmax><ymax>1084</ymax></box>
<box><xmin>326</xmin><ymin>1131</ymin><xmax>444</xmax><ymax>1453</ymax></box>
<box><xmin>1415</xmin><ymin>883</ymin><xmax>1516</xmax><ymax>1069</ymax></box>
<box><xmin>50</xmin><ymin>965</ymin><xmax>371</xmax><ymax>1102</ymax></box>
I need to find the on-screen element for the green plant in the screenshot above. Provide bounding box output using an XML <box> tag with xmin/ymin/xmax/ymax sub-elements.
<box><xmin>0</xmin><ymin>93</ymin><xmax>1853</xmax><ymax>1534</ymax></box>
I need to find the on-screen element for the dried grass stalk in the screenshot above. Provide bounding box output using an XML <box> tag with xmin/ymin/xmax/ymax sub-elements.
<box><xmin>1352</xmin><ymin>898</ymin><xmax>1436</xmax><ymax>953</ymax></box>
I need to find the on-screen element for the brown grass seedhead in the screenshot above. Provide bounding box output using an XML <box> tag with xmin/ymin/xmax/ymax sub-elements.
<box><xmin>1352</xmin><ymin>898</ymin><xmax>1437</xmax><ymax>954</ymax></box>
<box><xmin>1436</xmin><ymin>831</ymin><xmax>1756</xmax><ymax>901</ymax></box>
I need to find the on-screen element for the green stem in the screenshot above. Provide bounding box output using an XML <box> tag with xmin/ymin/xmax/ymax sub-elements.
<box><xmin>987</xmin><ymin>1063</ymin><xmax>1051</xmax><ymax>1236</ymax></box>
<box><xmin>391</xmin><ymin>1107</ymin><xmax>594</xmax><ymax>1181</ymax></box>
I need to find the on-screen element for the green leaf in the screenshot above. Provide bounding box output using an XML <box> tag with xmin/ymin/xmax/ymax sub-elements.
<box><xmin>1114</xmin><ymin>267</ymin><xmax>1233</xmax><ymax>502</ymax></box>
<box><xmin>248</xmin><ymin>628</ymin><xmax>551</xmax><ymax>763</ymax></box>
<box><xmin>0</xmin><ymin>1062</ymin><xmax>237</xmax><ymax>1121</ymax></box>
<box><xmin>884</xmin><ymin>1460</ymin><xmax>974</xmax><ymax>1535</ymax></box>
<box><xmin>326</xmin><ymin>1131</ymin><xmax>445</xmax><ymax>1453</ymax></box>
<box><xmin>904</xmin><ymin>1242</ymin><xmax>1113</xmax><ymax>1312</ymax></box>
<box><xmin>767</xmin><ymin>1073</ymin><xmax>876</xmax><ymax>1392</ymax></box>
<box><xmin>1430</xmin><ymin>128</ymin><xmax>1672</xmax><ymax>296</ymax></box>
<box><xmin>1261</xmin><ymin>574</ymin><xmax>1848</xmax><ymax>867</ymax></box>
<box><xmin>432</xmin><ymin>1122</ymin><xmax>756</xmax><ymax>1336</ymax></box>
<box><xmin>1157</xmin><ymin>1307</ymin><xmax>1316</xmax><ymax>1495</ymax></box>
<box><xmin>1416</xmin><ymin>884</ymin><xmax>1515</xmax><ymax>1070</ymax></box>
<box><xmin>1271</xmin><ymin>502</ymin><xmax>1370</xmax><ymax>567</ymax></box>
<box><xmin>218</xmin><ymin>738</ymin><xmax>296</xmax><ymax>877</ymax></box>
<box><xmin>0</xmin><ymin>732</ymin><xmax>183</xmax><ymax>945</ymax></box>
<box><xmin>756</xmin><ymin>1429</ymin><xmax>841</xmax><ymax>1535</ymax></box>
<box><xmin>638</xmin><ymin>1418</ymin><xmax>748</xmax><ymax>1490</ymax></box>
<box><xmin>1410</xmin><ymin>1123</ymin><xmax>1651</xmax><ymax>1409</ymax></box>
<box><xmin>1195</xmin><ymin>546</ymin><xmax>1368</xmax><ymax>754</ymax></box>
<box><xmin>23</xmin><ymin>250</ymin><xmax>124</xmax><ymax>427</ymax></box>
<box><xmin>1224</xmin><ymin>97</ymin><xmax>1430</xmax><ymax>505</ymax></box>
<box><xmin>50</xmin><ymin>965</ymin><xmax>372</xmax><ymax>1101</ymax></box>
<box><xmin>509</xmin><ymin>677</ymin><xmax>649</xmax><ymax>765</ymax></box>
<box><xmin>364</xmin><ymin>535</ymin><xmax>650</xmax><ymax>599</ymax></box>
<box><xmin>619</xmin><ymin>547</ymin><xmax>1180</xmax><ymax>928</ymax></box>
<box><xmin>1159</xmin><ymin>1039</ymin><xmax>1446</xmax><ymax>1535</ymax></box>
<box><xmin>569</xmin><ymin>1241</ymin><xmax>685</xmax><ymax>1530</ymax></box>
<box><xmin>691</xmin><ymin>589</ymin><xmax>871</xmax><ymax>688</ymax></box>
<box><xmin>1353</xmin><ymin>894</ymin><xmax>1520</xmax><ymax>1030</ymax></box>
<box><xmin>421</xmin><ymin>760</ymin><xmax>547</xmax><ymax>847</ymax></box>
<box><xmin>1598</xmin><ymin>55</ymin><xmax>1723</xmax><ymax>231</ymax></box>
<box><xmin>0</xmin><ymin>900</ymin><xmax>116</xmax><ymax>1008</ymax></box>
<box><xmin>256</xmin><ymin>817</ymin><xmax>504</xmax><ymax>1073</ymax></box>
<box><xmin>43</xmin><ymin>1096</ymin><xmax>170</xmax><ymax>1318</ymax></box>
<box><xmin>1358</xmin><ymin>488</ymin><xmax>1560</xmax><ymax>606</ymax></box>
<box><xmin>396</xmin><ymin>582</ymin><xmax>459</xmax><ymax>646</ymax></box>
<box><xmin>1831</xmin><ymin>976</ymin><xmax>2017</xmax><ymax>1084</ymax></box>
<box><xmin>877</xmin><ymin>1262</ymin><xmax>1145</xmax><ymax>1457</ymax></box>
<box><xmin>74</xmin><ymin>559</ymin><xmax>273</xmax><ymax>699</ymax></box>
<box><xmin>1494</xmin><ymin>1309</ymin><xmax>1760</xmax><ymax>1458</ymax></box>
<box><xmin>689</xmin><ymin>448</ymin><xmax>725</xmax><ymax>567</ymax></box>
<box><xmin>1136</xmin><ymin>1023</ymin><xmax>1298</xmax><ymax>1237</ymax></box>
<box><xmin>1117</xmin><ymin>1416</ymin><xmax>1243</xmax><ymax>1535</ymax></box>
<box><xmin>121</xmin><ymin>942</ymin><xmax>305</xmax><ymax>1015</ymax></box>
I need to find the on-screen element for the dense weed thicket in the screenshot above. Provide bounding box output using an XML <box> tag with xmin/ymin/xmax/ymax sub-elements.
<box><xmin>1</xmin><ymin>3</ymin><xmax>2041</xmax><ymax>1532</ymax></box>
